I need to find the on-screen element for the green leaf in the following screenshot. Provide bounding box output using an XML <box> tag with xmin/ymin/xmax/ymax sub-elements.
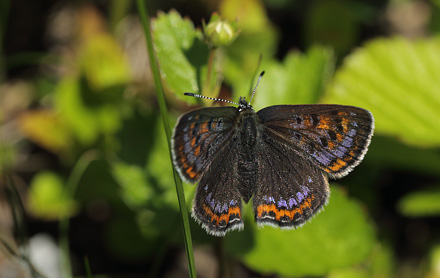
<box><xmin>226</xmin><ymin>186</ymin><xmax>375</xmax><ymax>277</ymax></box>
<box><xmin>252</xmin><ymin>46</ymin><xmax>334</xmax><ymax>110</ymax></box>
<box><xmin>397</xmin><ymin>185</ymin><xmax>440</xmax><ymax>217</ymax></box>
<box><xmin>324</xmin><ymin>37</ymin><xmax>440</xmax><ymax>147</ymax></box>
<box><xmin>28</xmin><ymin>171</ymin><xmax>78</xmax><ymax>220</ymax></box>
<box><xmin>152</xmin><ymin>10</ymin><xmax>209</xmax><ymax>99</ymax></box>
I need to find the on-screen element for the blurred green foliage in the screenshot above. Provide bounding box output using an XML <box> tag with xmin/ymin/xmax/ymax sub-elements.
<box><xmin>225</xmin><ymin>186</ymin><xmax>375</xmax><ymax>277</ymax></box>
<box><xmin>28</xmin><ymin>171</ymin><xmax>78</xmax><ymax>220</ymax></box>
<box><xmin>2</xmin><ymin>0</ymin><xmax>440</xmax><ymax>277</ymax></box>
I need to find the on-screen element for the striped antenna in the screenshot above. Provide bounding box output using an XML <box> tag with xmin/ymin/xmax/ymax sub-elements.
<box><xmin>249</xmin><ymin>71</ymin><xmax>265</xmax><ymax>105</ymax></box>
<box><xmin>184</xmin><ymin>93</ymin><xmax>239</xmax><ymax>106</ymax></box>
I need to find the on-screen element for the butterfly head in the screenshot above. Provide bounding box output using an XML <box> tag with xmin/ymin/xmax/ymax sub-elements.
<box><xmin>238</xmin><ymin>96</ymin><xmax>253</xmax><ymax>112</ymax></box>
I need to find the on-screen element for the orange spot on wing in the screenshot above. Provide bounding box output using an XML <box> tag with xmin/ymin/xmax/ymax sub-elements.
<box><xmin>199</xmin><ymin>122</ymin><xmax>209</xmax><ymax>133</ymax></box>
<box><xmin>202</xmin><ymin>204</ymin><xmax>241</xmax><ymax>226</ymax></box>
<box><xmin>327</xmin><ymin>141</ymin><xmax>335</xmax><ymax>150</ymax></box>
<box><xmin>190</xmin><ymin>137</ymin><xmax>196</xmax><ymax>147</ymax></box>
<box><xmin>303</xmin><ymin>117</ymin><xmax>312</xmax><ymax>128</ymax></box>
<box><xmin>336</xmin><ymin>133</ymin><xmax>343</xmax><ymax>142</ymax></box>
<box><xmin>257</xmin><ymin>195</ymin><xmax>315</xmax><ymax>220</ymax></box>
<box><xmin>210</xmin><ymin>120</ymin><xmax>217</xmax><ymax>131</ymax></box>
<box><xmin>341</xmin><ymin>117</ymin><xmax>349</xmax><ymax>133</ymax></box>
<box><xmin>194</xmin><ymin>145</ymin><xmax>201</xmax><ymax>156</ymax></box>
<box><xmin>326</xmin><ymin>158</ymin><xmax>347</xmax><ymax>173</ymax></box>
<box><xmin>317</xmin><ymin>117</ymin><xmax>332</xmax><ymax>129</ymax></box>
<box><xmin>185</xmin><ymin>166</ymin><xmax>197</xmax><ymax>179</ymax></box>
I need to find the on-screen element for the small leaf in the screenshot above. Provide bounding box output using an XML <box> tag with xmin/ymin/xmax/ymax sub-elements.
<box><xmin>226</xmin><ymin>186</ymin><xmax>375</xmax><ymax>277</ymax></box>
<box><xmin>397</xmin><ymin>185</ymin><xmax>440</xmax><ymax>217</ymax></box>
<box><xmin>252</xmin><ymin>46</ymin><xmax>334</xmax><ymax>110</ymax></box>
<box><xmin>152</xmin><ymin>10</ymin><xmax>209</xmax><ymax>99</ymax></box>
<box><xmin>28</xmin><ymin>171</ymin><xmax>78</xmax><ymax>220</ymax></box>
<box><xmin>324</xmin><ymin>37</ymin><xmax>440</xmax><ymax>147</ymax></box>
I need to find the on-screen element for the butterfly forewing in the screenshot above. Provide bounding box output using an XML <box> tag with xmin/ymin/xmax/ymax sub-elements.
<box><xmin>257</xmin><ymin>105</ymin><xmax>374</xmax><ymax>178</ymax></box>
<box><xmin>172</xmin><ymin>107</ymin><xmax>238</xmax><ymax>183</ymax></box>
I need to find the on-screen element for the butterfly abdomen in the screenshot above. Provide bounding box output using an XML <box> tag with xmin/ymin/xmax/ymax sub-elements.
<box><xmin>236</xmin><ymin>112</ymin><xmax>259</xmax><ymax>203</ymax></box>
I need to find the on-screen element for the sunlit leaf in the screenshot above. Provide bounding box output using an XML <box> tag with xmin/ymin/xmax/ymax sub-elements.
<box><xmin>252</xmin><ymin>46</ymin><xmax>334</xmax><ymax>111</ymax></box>
<box><xmin>397</xmin><ymin>185</ymin><xmax>440</xmax><ymax>217</ymax></box>
<box><xmin>226</xmin><ymin>186</ymin><xmax>375</xmax><ymax>277</ymax></box>
<box><xmin>324</xmin><ymin>37</ymin><xmax>440</xmax><ymax>147</ymax></box>
<box><xmin>152</xmin><ymin>10</ymin><xmax>210</xmax><ymax>100</ymax></box>
<box><xmin>18</xmin><ymin>109</ymin><xmax>73</xmax><ymax>156</ymax></box>
<box><xmin>28</xmin><ymin>171</ymin><xmax>78</xmax><ymax>220</ymax></box>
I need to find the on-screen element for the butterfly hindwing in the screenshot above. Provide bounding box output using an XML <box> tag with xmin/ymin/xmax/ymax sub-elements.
<box><xmin>257</xmin><ymin>105</ymin><xmax>374</xmax><ymax>178</ymax></box>
<box><xmin>253</xmin><ymin>130</ymin><xmax>330</xmax><ymax>228</ymax></box>
<box><xmin>192</xmin><ymin>140</ymin><xmax>244</xmax><ymax>236</ymax></box>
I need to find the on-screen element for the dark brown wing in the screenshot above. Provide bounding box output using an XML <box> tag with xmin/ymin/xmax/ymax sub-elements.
<box><xmin>172</xmin><ymin>106</ymin><xmax>238</xmax><ymax>182</ymax></box>
<box><xmin>192</xmin><ymin>142</ymin><xmax>244</xmax><ymax>236</ymax></box>
<box><xmin>257</xmin><ymin>104</ymin><xmax>374</xmax><ymax>178</ymax></box>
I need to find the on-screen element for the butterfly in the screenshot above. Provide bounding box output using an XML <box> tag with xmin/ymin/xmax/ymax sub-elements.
<box><xmin>172</xmin><ymin>72</ymin><xmax>374</xmax><ymax>236</ymax></box>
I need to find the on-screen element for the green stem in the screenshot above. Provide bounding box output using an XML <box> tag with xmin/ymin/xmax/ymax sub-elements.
<box><xmin>59</xmin><ymin>151</ymin><xmax>98</xmax><ymax>278</ymax></box>
<box><xmin>84</xmin><ymin>256</ymin><xmax>93</xmax><ymax>278</ymax></box>
<box><xmin>135</xmin><ymin>1</ymin><xmax>196</xmax><ymax>277</ymax></box>
<box><xmin>203</xmin><ymin>48</ymin><xmax>216</xmax><ymax>97</ymax></box>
